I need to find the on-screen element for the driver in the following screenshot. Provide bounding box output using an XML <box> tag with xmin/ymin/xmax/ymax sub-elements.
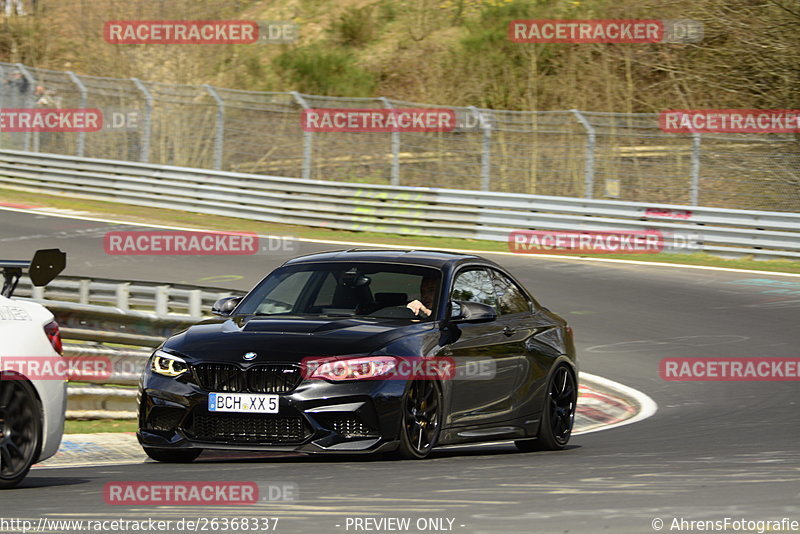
<box><xmin>406</xmin><ymin>275</ymin><xmax>437</xmax><ymax>318</ymax></box>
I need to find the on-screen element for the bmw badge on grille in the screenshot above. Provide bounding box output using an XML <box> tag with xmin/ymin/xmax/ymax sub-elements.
<box><xmin>243</xmin><ymin>352</ymin><xmax>257</xmax><ymax>361</ymax></box>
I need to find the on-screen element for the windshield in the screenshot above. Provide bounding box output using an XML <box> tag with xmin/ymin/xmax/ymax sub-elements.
<box><xmin>237</xmin><ymin>262</ymin><xmax>442</xmax><ymax>321</ymax></box>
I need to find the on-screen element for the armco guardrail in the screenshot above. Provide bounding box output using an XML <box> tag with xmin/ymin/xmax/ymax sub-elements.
<box><xmin>14</xmin><ymin>277</ymin><xmax>247</xmax><ymax>419</ymax></box>
<box><xmin>0</xmin><ymin>149</ymin><xmax>799</xmax><ymax>258</ymax></box>
<box><xmin>15</xmin><ymin>277</ymin><xmax>244</xmax><ymax>349</ymax></box>
<box><xmin>14</xmin><ymin>275</ymin><xmax>239</xmax><ymax>317</ymax></box>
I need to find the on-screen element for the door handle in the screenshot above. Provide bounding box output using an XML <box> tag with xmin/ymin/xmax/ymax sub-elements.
<box><xmin>502</xmin><ymin>326</ymin><xmax>516</xmax><ymax>337</ymax></box>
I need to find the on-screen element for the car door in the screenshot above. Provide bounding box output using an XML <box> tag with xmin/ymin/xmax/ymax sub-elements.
<box><xmin>486</xmin><ymin>268</ymin><xmax>557</xmax><ymax>422</ymax></box>
<box><xmin>443</xmin><ymin>267</ymin><xmax>530</xmax><ymax>429</ymax></box>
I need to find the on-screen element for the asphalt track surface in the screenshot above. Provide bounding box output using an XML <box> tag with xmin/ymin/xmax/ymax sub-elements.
<box><xmin>0</xmin><ymin>207</ymin><xmax>798</xmax><ymax>534</ymax></box>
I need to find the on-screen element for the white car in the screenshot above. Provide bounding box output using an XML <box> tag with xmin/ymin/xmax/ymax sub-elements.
<box><xmin>0</xmin><ymin>249</ymin><xmax>66</xmax><ymax>489</ymax></box>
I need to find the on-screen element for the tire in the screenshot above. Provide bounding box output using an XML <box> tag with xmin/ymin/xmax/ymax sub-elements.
<box><xmin>143</xmin><ymin>447</ymin><xmax>202</xmax><ymax>463</ymax></box>
<box><xmin>393</xmin><ymin>380</ymin><xmax>442</xmax><ymax>460</ymax></box>
<box><xmin>516</xmin><ymin>364</ymin><xmax>577</xmax><ymax>452</ymax></box>
<box><xmin>0</xmin><ymin>380</ymin><xmax>43</xmax><ymax>489</ymax></box>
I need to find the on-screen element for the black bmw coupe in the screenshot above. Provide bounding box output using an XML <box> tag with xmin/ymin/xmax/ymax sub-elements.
<box><xmin>137</xmin><ymin>249</ymin><xmax>578</xmax><ymax>461</ymax></box>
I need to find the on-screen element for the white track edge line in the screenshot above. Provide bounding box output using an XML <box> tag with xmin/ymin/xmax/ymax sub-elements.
<box><xmin>1</xmin><ymin>205</ymin><xmax>799</xmax><ymax>278</ymax></box>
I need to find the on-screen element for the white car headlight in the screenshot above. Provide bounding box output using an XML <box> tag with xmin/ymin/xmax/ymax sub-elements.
<box><xmin>151</xmin><ymin>350</ymin><xmax>189</xmax><ymax>378</ymax></box>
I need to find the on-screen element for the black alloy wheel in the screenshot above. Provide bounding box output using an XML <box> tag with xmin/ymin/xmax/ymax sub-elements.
<box><xmin>516</xmin><ymin>363</ymin><xmax>577</xmax><ymax>452</ymax></box>
<box><xmin>395</xmin><ymin>379</ymin><xmax>442</xmax><ymax>459</ymax></box>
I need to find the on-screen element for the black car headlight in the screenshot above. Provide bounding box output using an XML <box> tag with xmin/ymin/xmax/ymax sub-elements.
<box><xmin>151</xmin><ymin>350</ymin><xmax>189</xmax><ymax>378</ymax></box>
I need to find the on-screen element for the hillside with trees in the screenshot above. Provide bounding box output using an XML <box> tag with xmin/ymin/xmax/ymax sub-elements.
<box><xmin>0</xmin><ymin>0</ymin><xmax>797</xmax><ymax>112</ymax></box>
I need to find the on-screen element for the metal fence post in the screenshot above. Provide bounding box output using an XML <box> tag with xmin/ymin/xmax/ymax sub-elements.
<box><xmin>690</xmin><ymin>132</ymin><xmax>701</xmax><ymax>205</ymax></box>
<box><xmin>155</xmin><ymin>286</ymin><xmax>169</xmax><ymax>316</ymax></box>
<box><xmin>291</xmin><ymin>91</ymin><xmax>312</xmax><ymax>180</ymax></box>
<box><xmin>571</xmin><ymin>109</ymin><xmax>596</xmax><ymax>199</ymax></box>
<box><xmin>470</xmin><ymin>106</ymin><xmax>492</xmax><ymax>191</ymax></box>
<box><xmin>67</xmin><ymin>71</ymin><xmax>88</xmax><ymax>157</ymax></box>
<box><xmin>188</xmin><ymin>289</ymin><xmax>202</xmax><ymax>318</ymax></box>
<box><xmin>204</xmin><ymin>84</ymin><xmax>224</xmax><ymax>171</ymax></box>
<box><xmin>15</xmin><ymin>64</ymin><xmax>36</xmax><ymax>152</ymax></box>
<box><xmin>381</xmin><ymin>97</ymin><xmax>400</xmax><ymax>186</ymax></box>
<box><xmin>78</xmin><ymin>279</ymin><xmax>90</xmax><ymax>304</ymax></box>
<box><xmin>131</xmin><ymin>78</ymin><xmax>152</xmax><ymax>163</ymax></box>
<box><xmin>116</xmin><ymin>283</ymin><xmax>130</xmax><ymax>311</ymax></box>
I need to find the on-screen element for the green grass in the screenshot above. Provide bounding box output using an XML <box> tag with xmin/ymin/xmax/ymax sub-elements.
<box><xmin>64</xmin><ymin>419</ymin><xmax>137</xmax><ymax>434</ymax></box>
<box><xmin>2</xmin><ymin>185</ymin><xmax>799</xmax><ymax>274</ymax></box>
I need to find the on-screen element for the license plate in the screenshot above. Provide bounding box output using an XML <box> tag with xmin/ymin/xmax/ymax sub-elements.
<box><xmin>208</xmin><ymin>393</ymin><xmax>279</xmax><ymax>414</ymax></box>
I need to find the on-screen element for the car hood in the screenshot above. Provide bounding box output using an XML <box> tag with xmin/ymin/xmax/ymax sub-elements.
<box><xmin>162</xmin><ymin>315</ymin><xmax>433</xmax><ymax>363</ymax></box>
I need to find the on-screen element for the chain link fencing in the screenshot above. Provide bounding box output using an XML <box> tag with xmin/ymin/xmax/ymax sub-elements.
<box><xmin>0</xmin><ymin>61</ymin><xmax>797</xmax><ymax>212</ymax></box>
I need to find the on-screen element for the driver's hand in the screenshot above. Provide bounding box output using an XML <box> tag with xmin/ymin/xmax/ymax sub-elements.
<box><xmin>407</xmin><ymin>299</ymin><xmax>431</xmax><ymax>317</ymax></box>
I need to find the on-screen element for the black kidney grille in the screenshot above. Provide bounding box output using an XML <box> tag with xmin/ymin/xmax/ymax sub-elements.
<box><xmin>186</xmin><ymin>414</ymin><xmax>306</xmax><ymax>443</ymax></box>
<box><xmin>193</xmin><ymin>363</ymin><xmax>246</xmax><ymax>392</ymax></box>
<box><xmin>193</xmin><ymin>363</ymin><xmax>302</xmax><ymax>393</ymax></box>
<box><xmin>247</xmin><ymin>365</ymin><xmax>302</xmax><ymax>393</ymax></box>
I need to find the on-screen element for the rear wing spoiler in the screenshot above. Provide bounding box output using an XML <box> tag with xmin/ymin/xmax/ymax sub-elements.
<box><xmin>0</xmin><ymin>248</ymin><xmax>66</xmax><ymax>298</ymax></box>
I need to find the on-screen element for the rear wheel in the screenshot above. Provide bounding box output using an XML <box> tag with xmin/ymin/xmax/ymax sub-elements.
<box><xmin>516</xmin><ymin>364</ymin><xmax>576</xmax><ymax>452</ymax></box>
<box><xmin>394</xmin><ymin>380</ymin><xmax>442</xmax><ymax>459</ymax></box>
<box><xmin>143</xmin><ymin>447</ymin><xmax>202</xmax><ymax>463</ymax></box>
<box><xmin>0</xmin><ymin>380</ymin><xmax>43</xmax><ymax>489</ymax></box>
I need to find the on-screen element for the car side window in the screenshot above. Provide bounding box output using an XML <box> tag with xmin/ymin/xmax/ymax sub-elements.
<box><xmin>451</xmin><ymin>268</ymin><xmax>497</xmax><ymax>308</ymax></box>
<box><xmin>490</xmin><ymin>269</ymin><xmax>530</xmax><ymax>315</ymax></box>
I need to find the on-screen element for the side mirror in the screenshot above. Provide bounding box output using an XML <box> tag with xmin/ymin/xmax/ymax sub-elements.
<box><xmin>212</xmin><ymin>296</ymin><xmax>243</xmax><ymax>316</ymax></box>
<box><xmin>449</xmin><ymin>300</ymin><xmax>497</xmax><ymax>324</ymax></box>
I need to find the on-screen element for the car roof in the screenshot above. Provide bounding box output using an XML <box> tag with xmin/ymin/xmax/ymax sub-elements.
<box><xmin>283</xmin><ymin>248</ymin><xmax>491</xmax><ymax>269</ymax></box>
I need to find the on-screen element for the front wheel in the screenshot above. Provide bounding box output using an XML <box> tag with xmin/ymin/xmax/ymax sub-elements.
<box><xmin>516</xmin><ymin>364</ymin><xmax>577</xmax><ymax>452</ymax></box>
<box><xmin>393</xmin><ymin>380</ymin><xmax>442</xmax><ymax>459</ymax></box>
<box><xmin>143</xmin><ymin>447</ymin><xmax>202</xmax><ymax>463</ymax></box>
<box><xmin>0</xmin><ymin>380</ymin><xmax>43</xmax><ymax>489</ymax></box>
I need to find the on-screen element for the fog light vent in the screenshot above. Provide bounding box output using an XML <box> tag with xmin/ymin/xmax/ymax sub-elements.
<box><xmin>327</xmin><ymin>415</ymin><xmax>378</xmax><ymax>438</ymax></box>
<box><xmin>148</xmin><ymin>407</ymin><xmax>184</xmax><ymax>431</ymax></box>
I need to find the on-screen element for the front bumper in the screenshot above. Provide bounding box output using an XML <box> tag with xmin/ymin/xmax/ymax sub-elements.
<box><xmin>137</xmin><ymin>370</ymin><xmax>407</xmax><ymax>454</ymax></box>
